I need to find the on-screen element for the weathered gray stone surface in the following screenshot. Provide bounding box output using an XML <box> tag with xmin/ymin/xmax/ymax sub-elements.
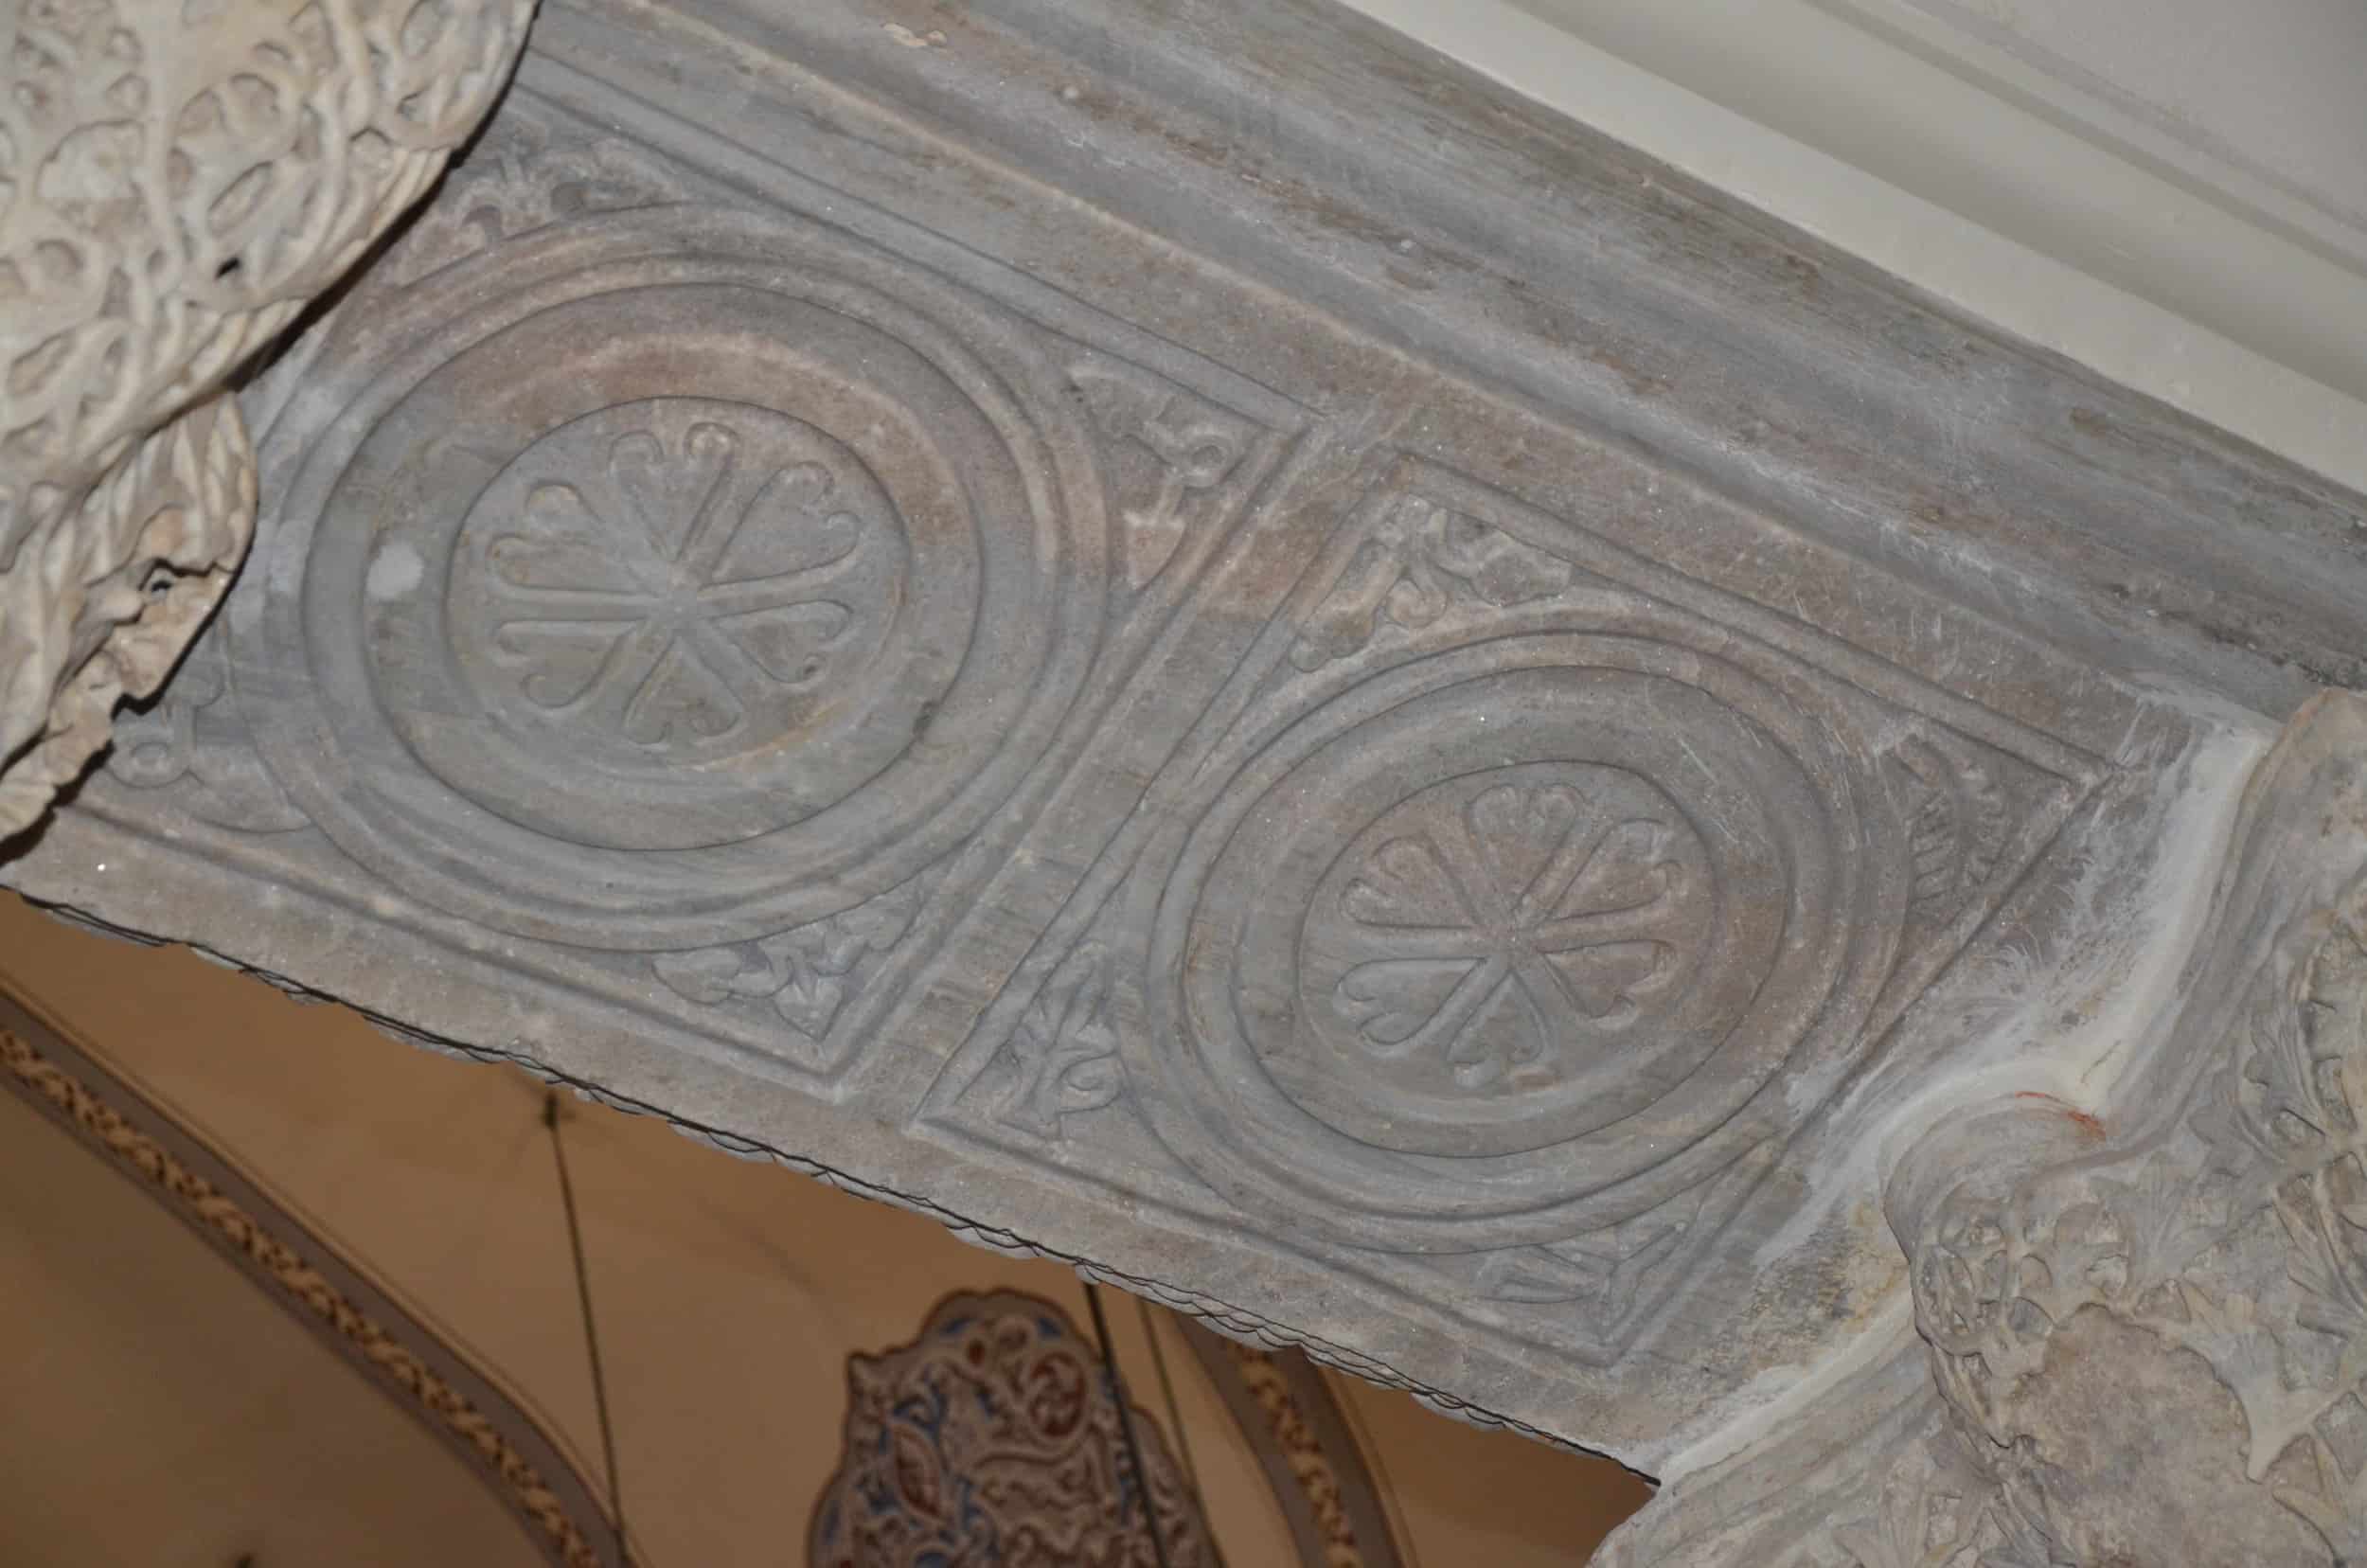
<box><xmin>6</xmin><ymin>0</ymin><xmax>2367</xmax><ymax>1553</ymax></box>
<box><xmin>0</xmin><ymin>0</ymin><xmax>535</xmax><ymax>835</ymax></box>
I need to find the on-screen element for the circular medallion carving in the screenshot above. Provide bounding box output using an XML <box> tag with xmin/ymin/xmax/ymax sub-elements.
<box><xmin>1292</xmin><ymin>760</ymin><xmax>1721</xmax><ymax>1148</ymax></box>
<box><xmin>1129</xmin><ymin>630</ymin><xmax>1901</xmax><ymax>1251</ymax></box>
<box><xmin>240</xmin><ymin>207</ymin><xmax>1107</xmax><ymax>948</ymax></box>
<box><xmin>439</xmin><ymin>396</ymin><xmax>923</xmax><ymax>848</ymax></box>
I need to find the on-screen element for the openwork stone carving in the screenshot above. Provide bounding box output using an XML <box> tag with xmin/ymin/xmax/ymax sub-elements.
<box><xmin>1</xmin><ymin>401</ymin><xmax>252</xmax><ymax>832</ymax></box>
<box><xmin>0</xmin><ymin>0</ymin><xmax>535</xmax><ymax>837</ymax></box>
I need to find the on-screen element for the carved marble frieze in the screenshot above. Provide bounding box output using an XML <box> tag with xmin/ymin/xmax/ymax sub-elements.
<box><xmin>6</xmin><ymin>0</ymin><xmax>2363</xmax><ymax>1532</ymax></box>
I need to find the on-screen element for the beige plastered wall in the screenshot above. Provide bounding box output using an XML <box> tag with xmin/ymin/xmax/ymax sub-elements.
<box><xmin>0</xmin><ymin>892</ymin><xmax>1649</xmax><ymax>1565</ymax></box>
<box><xmin>0</xmin><ymin>1087</ymin><xmax>545</xmax><ymax>1567</ymax></box>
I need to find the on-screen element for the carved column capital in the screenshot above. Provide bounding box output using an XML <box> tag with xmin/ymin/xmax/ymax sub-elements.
<box><xmin>1611</xmin><ymin>692</ymin><xmax>2367</xmax><ymax>1564</ymax></box>
<box><xmin>1890</xmin><ymin>692</ymin><xmax>2367</xmax><ymax>1565</ymax></box>
<box><xmin>0</xmin><ymin>0</ymin><xmax>537</xmax><ymax>836</ymax></box>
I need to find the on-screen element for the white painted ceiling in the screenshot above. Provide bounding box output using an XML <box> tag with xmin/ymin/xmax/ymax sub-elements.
<box><xmin>1343</xmin><ymin>0</ymin><xmax>2367</xmax><ymax>494</ymax></box>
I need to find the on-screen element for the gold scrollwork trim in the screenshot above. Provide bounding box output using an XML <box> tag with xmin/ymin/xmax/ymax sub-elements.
<box><xmin>0</xmin><ymin>1025</ymin><xmax>611</xmax><ymax>1568</ymax></box>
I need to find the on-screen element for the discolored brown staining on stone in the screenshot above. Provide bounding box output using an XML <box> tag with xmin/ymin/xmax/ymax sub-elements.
<box><xmin>2012</xmin><ymin>1089</ymin><xmax>2107</xmax><ymax>1141</ymax></box>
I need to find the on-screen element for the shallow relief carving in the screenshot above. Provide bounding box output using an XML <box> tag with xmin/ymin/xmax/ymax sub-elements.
<box><xmin>85</xmin><ymin>96</ymin><xmax>1306</xmax><ymax>1083</ymax></box>
<box><xmin>0</xmin><ymin>0</ymin><xmax>535</xmax><ymax>835</ymax></box>
<box><xmin>926</xmin><ymin>454</ymin><xmax>2108</xmax><ymax>1368</ymax></box>
<box><xmin>248</xmin><ymin>218</ymin><xmax>1102</xmax><ymax>950</ymax></box>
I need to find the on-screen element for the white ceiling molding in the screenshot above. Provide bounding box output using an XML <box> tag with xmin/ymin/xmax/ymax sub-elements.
<box><xmin>1340</xmin><ymin>0</ymin><xmax>2367</xmax><ymax>494</ymax></box>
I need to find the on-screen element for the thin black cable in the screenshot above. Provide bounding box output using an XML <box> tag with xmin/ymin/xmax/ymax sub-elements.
<box><xmin>1085</xmin><ymin>1281</ymin><xmax>1178</xmax><ymax>1568</ymax></box>
<box><xmin>544</xmin><ymin>1092</ymin><xmax>629</xmax><ymax>1566</ymax></box>
<box><xmin>1134</xmin><ymin>1295</ymin><xmax>1204</xmax><ymax>1504</ymax></box>
<box><xmin>1134</xmin><ymin>1295</ymin><xmax>1227</xmax><ymax>1568</ymax></box>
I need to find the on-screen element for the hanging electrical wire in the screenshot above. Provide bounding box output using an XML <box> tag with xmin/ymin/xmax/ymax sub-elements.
<box><xmin>545</xmin><ymin>1091</ymin><xmax>631</xmax><ymax>1568</ymax></box>
<box><xmin>1137</xmin><ymin>1294</ymin><xmax>1229</xmax><ymax>1568</ymax></box>
<box><xmin>1085</xmin><ymin>1280</ymin><xmax>1179</xmax><ymax>1568</ymax></box>
<box><xmin>1136</xmin><ymin>1294</ymin><xmax>1204</xmax><ymax>1504</ymax></box>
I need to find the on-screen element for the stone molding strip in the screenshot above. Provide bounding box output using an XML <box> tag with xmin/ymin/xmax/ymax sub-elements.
<box><xmin>0</xmin><ymin>986</ymin><xmax>623</xmax><ymax>1568</ymax></box>
<box><xmin>728</xmin><ymin>0</ymin><xmax>2367</xmax><ymax>718</ymax></box>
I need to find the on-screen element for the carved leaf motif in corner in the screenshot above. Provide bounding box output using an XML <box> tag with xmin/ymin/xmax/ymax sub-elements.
<box><xmin>990</xmin><ymin>942</ymin><xmax>1129</xmax><ymax>1138</ymax></box>
<box><xmin>1886</xmin><ymin>734</ymin><xmax>2015</xmax><ymax>926</ymax></box>
<box><xmin>1469</xmin><ymin>1146</ymin><xmax>1763</xmax><ymax>1348</ymax></box>
<box><xmin>1289</xmin><ymin>495</ymin><xmax>1572</xmax><ymax>670</ymax></box>
<box><xmin>1474</xmin><ymin>1227</ymin><xmax>1681</xmax><ymax>1321</ymax></box>
<box><xmin>1068</xmin><ymin>359</ymin><xmax>1257</xmax><ymax>591</ymax></box>
<box><xmin>104</xmin><ymin>632</ymin><xmax>309</xmax><ymax>833</ymax></box>
<box><xmin>383</xmin><ymin>119</ymin><xmax>683</xmax><ymax>289</ymax></box>
<box><xmin>652</xmin><ymin>871</ymin><xmax>940</xmax><ymax>1053</ymax></box>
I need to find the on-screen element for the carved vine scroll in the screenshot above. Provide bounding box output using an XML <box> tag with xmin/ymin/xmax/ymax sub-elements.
<box><xmin>0</xmin><ymin>0</ymin><xmax>536</xmax><ymax>836</ymax></box>
<box><xmin>808</xmin><ymin>1291</ymin><xmax>1214</xmax><ymax>1568</ymax></box>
